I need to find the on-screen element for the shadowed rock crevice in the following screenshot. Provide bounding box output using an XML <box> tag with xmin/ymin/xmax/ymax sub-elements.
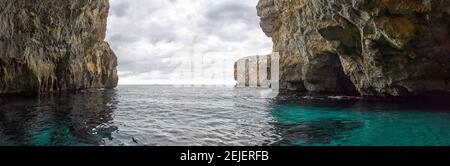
<box><xmin>303</xmin><ymin>52</ymin><xmax>358</xmax><ymax>96</ymax></box>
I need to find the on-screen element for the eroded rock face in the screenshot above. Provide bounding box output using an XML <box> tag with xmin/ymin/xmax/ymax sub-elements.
<box><xmin>0</xmin><ymin>0</ymin><xmax>118</xmax><ymax>94</ymax></box>
<box><xmin>234</xmin><ymin>55</ymin><xmax>272</xmax><ymax>87</ymax></box>
<box><xmin>257</xmin><ymin>0</ymin><xmax>450</xmax><ymax>97</ymax></box>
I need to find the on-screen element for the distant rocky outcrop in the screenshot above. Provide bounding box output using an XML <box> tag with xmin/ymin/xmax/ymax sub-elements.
<box><xmin>0</xmin><ymin>0</ymin><xmax>118</xmax><ymax>94</ymax></box>
<box><xmin>255</xmin><ymin>0</ymin><xmax>450</xmax><ymax>97</ymax></box>
<box><xmin>234</xmin><ymin>55</ymin><xmax>272</xmax><ymax>88</ymax></box>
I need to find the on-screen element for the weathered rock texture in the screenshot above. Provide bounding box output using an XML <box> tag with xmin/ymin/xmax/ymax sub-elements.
<box><xmin>0</xmin><ymin>0</ymin><xmax>118</xmax><ymax>94</ymax></box>
<box><xmin>234</xmin><ymin>55</ymin><xmax>272</xmax><ymax>87</ymax></box>
<box><xmin>257</xmin><ymin>0</ymin><xmax>450</xmax><ymax>97</ymax></box>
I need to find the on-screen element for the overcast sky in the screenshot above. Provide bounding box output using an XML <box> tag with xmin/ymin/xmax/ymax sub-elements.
<box><xmin>106</xmin><ymin>0</ymin><xmax>272</xmax><ymax>85</ymax></box>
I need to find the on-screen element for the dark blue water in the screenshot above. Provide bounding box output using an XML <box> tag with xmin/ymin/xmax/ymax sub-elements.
<box><xmin>0</xmin><ymin>85</ymin><xmax>449</xmax><ymax>146</ymax></box>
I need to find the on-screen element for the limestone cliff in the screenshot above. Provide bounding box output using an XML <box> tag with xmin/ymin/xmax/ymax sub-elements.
<box><xmin>234</xmin><ymin>55</ymin><xmax>272</xmax><ymax>87</ymax></box>
<box><xmin>0</xmin><ymin>0</ymin><xmax>118</xmax><ymax>94</ymax></box>
<box><xmin>256</xmin><ymin>0</ymin><xmax>450</xmax><ymax>97</ymax></box>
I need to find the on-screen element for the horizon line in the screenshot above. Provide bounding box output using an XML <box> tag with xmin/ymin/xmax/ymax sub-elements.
<box><xmin>117</xmin><ymin>83</ymin><xmax>236</xmax><ymax>86</ymax></box>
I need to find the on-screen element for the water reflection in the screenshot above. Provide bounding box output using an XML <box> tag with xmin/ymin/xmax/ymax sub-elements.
<box><xmin>271</xmin><ymin>118</ymin><xmax>363</xmax><ymax>145</ymax></box>
<box><xmin>1</xmin><ymin>86</ymin><xmax>450</xmax><ymax>146</ymax></box>
<box><xmin>269</xmin><ymin>96</ymin><xmax>450</xmax><ymax>146</ymax></box>
<box><xmin>275</xmin><ymin>94</ymin><xmax>450</xmax><ymax>112</ymax></box>
<box><xmin>0</xmin><ymin>90</ymin><xmax>118</xmax><ymax>146</ymax></box>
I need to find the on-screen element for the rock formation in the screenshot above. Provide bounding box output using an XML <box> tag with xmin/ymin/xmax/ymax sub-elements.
<box><xmin>234</xmin><ymin>55</ymin><xmax>272</xmax><ymax>88</ymax></box>
<box><xmin>0</xmin><ymin>0</ymin><xmax>118</xmax><ymax>94</ymax></box>
<box><xmin>255</xmin><ymin>0</ymin><xmax>450</xmax><ymax>97</ymax></box>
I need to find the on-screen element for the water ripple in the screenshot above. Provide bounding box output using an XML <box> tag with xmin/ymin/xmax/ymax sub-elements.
<box><xmin>1</xmin><ymin>85</ymin><xmax>450</xmax><ymax>146</ymax></box>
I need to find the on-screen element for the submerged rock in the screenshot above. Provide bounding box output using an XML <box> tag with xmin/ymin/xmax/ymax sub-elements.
<box><xmin>272</xmin><ymin>118</ymin><xmax>363</xmax><ymax>145</ymax></box>
<box><xmin>0</xmin><ymin>0</ymin><xmax>118</xmax><ymax>94</ymax></box>
<box><xmin>256</xmin><ymin>0</ymin><xmax>450</xmax><ymax>97</ymax></box>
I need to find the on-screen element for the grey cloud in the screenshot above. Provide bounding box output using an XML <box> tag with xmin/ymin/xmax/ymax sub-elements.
<box><xmin>109</xmin><ymin>2</ymin><xmax>130</xmax><ymax>17</ymax></box>
<box><xmin>205</xmin><ymin>2</ymin><xmax>258</xmax><ymax>23</ymax></box>
<box><xmin>199</xmin><ymin>2</ymin><xmax>261</xmax><ymax>42</ymax></box>
<box><xmin>107</xmin><ymin>0</ymin><xmax>272</xmax><ymax>84</ymax></box>
<box><xmin>108</xmin><ymin>25</ymin><xmax>178</xmax><ymax>47</ymax></box>
<box><xmin>118</xmin><ymin>53</ymin><xmax>182</xmax><ymax>75</ymax></box>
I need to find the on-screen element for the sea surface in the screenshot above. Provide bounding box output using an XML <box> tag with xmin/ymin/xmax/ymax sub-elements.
<box><xmin>0</xmin><ymin>85</ymin><xmax>450</xmax><ymax>146</ymax></box>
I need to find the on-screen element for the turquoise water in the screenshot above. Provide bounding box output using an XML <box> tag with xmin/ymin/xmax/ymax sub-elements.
<box><xmin>0</xmin><ymin>85</ymin><xmax>449</xmax><ymax>146</ymax></box>
<box><xmin>271</xmin><ymin>104</ymin><xmax>450</xmax><ymax>146</ymax></box>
